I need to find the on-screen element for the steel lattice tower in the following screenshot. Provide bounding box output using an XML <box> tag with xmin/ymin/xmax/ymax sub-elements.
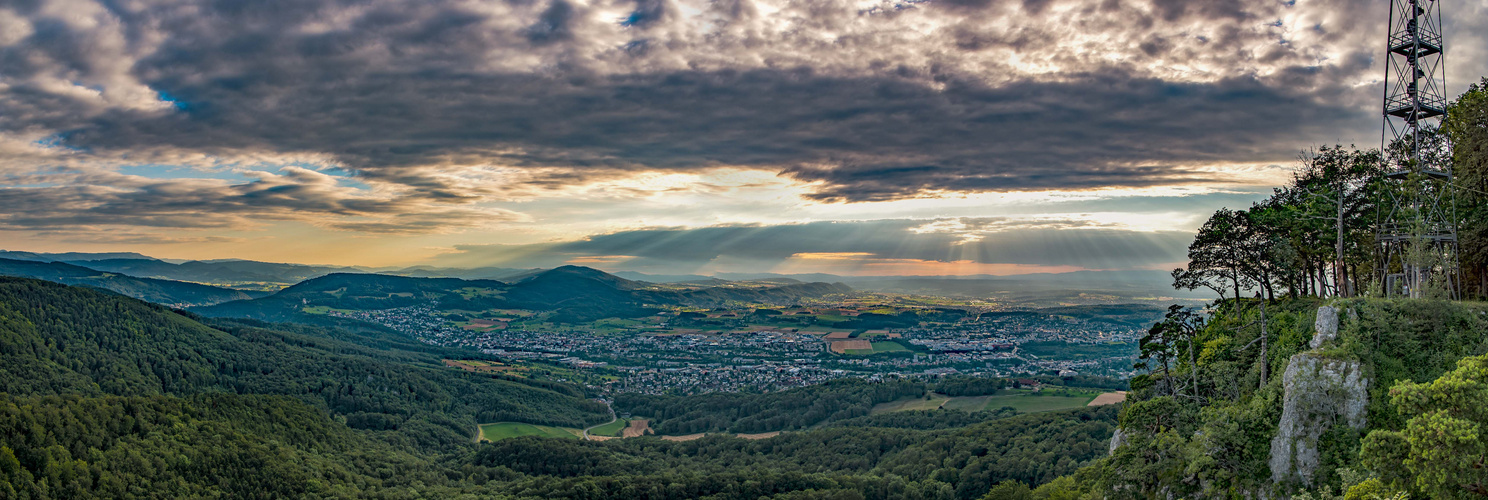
<box><xmin>1377</xmin><ymin>0</ymin><xmax>1459</xmax><ymax>298</ymax></box>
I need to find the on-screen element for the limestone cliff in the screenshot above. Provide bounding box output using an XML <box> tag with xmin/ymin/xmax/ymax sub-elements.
<box><xmin>1267</xmin><ymin>306</ymin><xmax>1369</xmax><ymax>486</ymax></box>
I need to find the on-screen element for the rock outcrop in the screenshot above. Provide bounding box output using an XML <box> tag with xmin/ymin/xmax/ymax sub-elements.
<box><xmin>1309</xmin><ymin>306</ymin><xmax>1339</xmax><ymax>349</ymax></box>
<box><xmin>1109</xmin><ymin>427</ymin><xmax>1126</xmax><ymax>454</ymax></box>
<box><xmin>1268</xmin><ymin>306</ymin><xmax>1368</xmax><ymax>486</ymax></box>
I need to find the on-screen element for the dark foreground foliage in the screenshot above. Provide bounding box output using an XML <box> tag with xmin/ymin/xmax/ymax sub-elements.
<box><xmin>0</xmin><ymin>390</ymin><xmax>1115</xmax><ymax>499</ymax></box>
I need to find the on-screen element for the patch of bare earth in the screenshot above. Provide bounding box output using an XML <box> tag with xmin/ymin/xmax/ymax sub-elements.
<box><xmin>621</xmin><ymin>419</ymin><xmax>651</xmax><ymax>438</ymax></box>
<box><xmin>830</xmin><ymin>340</ymin><xmax>871</xmax><ymax>353</ymax></box>
<box><xmin>443</xmin><ymin>359</ymin><xmax>517</xmax><ymax>373</ymax></box>
<box><xmin>1088</xmin><ymin>391</ymin><xmax>1127</xmax><ymax>406</ymax></box>
<box><xmin>661</xmin><ymin>433</ymin><xmax>706</xmax><ymax>442</ymax></box>
<box><xmin>735</xmin><ymin>431</ymin><xmax>780</xmax><ymax>440</ymax></box>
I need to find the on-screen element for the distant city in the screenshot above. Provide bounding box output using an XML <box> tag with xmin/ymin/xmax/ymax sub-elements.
<box><xmin>332</xmin><ymin>299</ymin><xmax>1147</xmax><ymax>395</ymax></box>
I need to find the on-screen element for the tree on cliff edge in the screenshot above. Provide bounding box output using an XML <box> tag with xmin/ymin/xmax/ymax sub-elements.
<box><xmin>1362</xmin><ymin>353</ymin><xmax>1488</xmax><ymax>498</ymax></box>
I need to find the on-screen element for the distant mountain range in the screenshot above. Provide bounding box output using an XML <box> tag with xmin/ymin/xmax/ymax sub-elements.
<box><xmin>0</xmin><ymin>258</ymin><xmax>261</xmax><ymax>306</ymax></box>
<box><xmin>62</xmin><ymin>258</ymin><xmax>363</xmax><ymax>284</ymax></box>
<box><xmin>0</xmin><ymin>250</ymin><xmax>541</xmax><ymax>285</ymax></box>
<box><xmin>193</xmin><ymin>265</ymin><xmax>851</xmax><ymax>322</ymax></box>
<box><xmin>0</xmin><ymin>250</ymin><xmax>161</xmax><ymax>262</ymax></box>
<box><xmin>0</xmin><ymin>250</ymin><xmax>1204</xmax><ymax>312</ymax></box>
<box><xmin>0</xmin><ymin>250</ymin><xmax>364</xmax><ymax>284</ymax></box>
<box><xmin>0</xmin><ymin>251</ymin><xmax>851</xmax><ymax>318</ymax></box>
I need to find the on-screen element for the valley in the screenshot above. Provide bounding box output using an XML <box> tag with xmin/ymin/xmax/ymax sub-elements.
<box><xmin>0</xmin><ymin>255</ymin><xmax>1201</xmax><ymax>498</ymax></box>
<box><xmin>0</xmin><ymin>251</ymin><xmax>1159</xmax><ymax>396</ymax></box>
<box><xmin>0</xmin><ymin>275</ymin><xmax>1125</xmax><ymax>498</ymax></box>
<box><xmin>219</xmin><ymin>269</ymin><xmax>1159</xmax><ymax>395</ymax></box>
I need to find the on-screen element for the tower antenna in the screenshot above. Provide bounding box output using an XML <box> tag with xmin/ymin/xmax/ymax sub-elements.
<box><xmin>1377</xmin><ymin>0</ymin><xmax>1459</xmax><ymax>298</ymax></box>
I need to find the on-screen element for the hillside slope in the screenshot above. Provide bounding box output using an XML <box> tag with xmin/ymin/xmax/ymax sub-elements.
<box><xmin>72</xmin><ymin>257</ymin><xmax>356</xmax><ymax>284</ymax></box>
<box><xmin>194</xmin><ymin>265</ymin><xmax>852</xmax><ymax>322</ymax></box>
<box><xmin>0</xmin><ymin>258</ymin><xmax>256</xmax><ymax>306</ymax></box>
<box><xmin>0</xmin><ymin>277</ymin><xmax>1121</xmax><ymax>499</ymax></box>
<box><xmin>0</xmin><ymin>277</ymin><xmax>609</xmax><ymax>444</ymax></box>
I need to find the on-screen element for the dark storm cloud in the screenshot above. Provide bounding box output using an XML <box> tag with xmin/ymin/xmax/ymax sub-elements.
<box><xmin>527</xmin><ymin>0</ymin><xmax>578</xmax><ymax>43</ymax></box>
<box><xmin>1</xmin><ymin>0</ymin><xmax>1476</xmax><ymax>215</ymax></box>
<box><xmin>435</xmin><ymin>219</ymin><xmax>1192</xmax><ymax>271</ymax></box>
<box><xmin>62</xmin><ymin>67</ymin><xmax>1365</xmax><ymax>201</ymax></box>
<box><xmin>0</xmin><ymin>167</ymin><xmax>513</xmax><ymax>233</ymax></box>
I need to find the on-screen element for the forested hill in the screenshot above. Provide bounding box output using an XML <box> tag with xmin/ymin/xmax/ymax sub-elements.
<box><xmin>59</xmin><ymin>257</ymin><xmax>356</xmax><ymax>285</ymax></box>
<box><xmin>0</xmin><ymin>257</ymin><xmax>257</xmax><ymax>306</ymax></box>
<box><xmin>0</xmin><ymin>276</ymin><xmax>609</xmax><ymax>443</ymax></box>
<box><xmin>194</xmin><ymin>265</ymin><xmax>852</xmax><ymax>322</ymax></box>
<box><xmin>0</xmin><ymin>277</ymin><xmax>1122</xmax><ymax>498</ymax></box>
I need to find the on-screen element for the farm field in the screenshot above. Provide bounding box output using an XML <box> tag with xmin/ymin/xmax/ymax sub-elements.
<box><xmin>588</xmin><ymin>418</ymin><xmax>630</xmax><ymax>437</ymax></box>
<box><xmin>478</xmin><ymin>422</ymin><xmax>582</xmax><ymax>441</ymax></box>
<box><xmin>874</xmin><ymin>389</ymin><xmax>1101</xmax><ymax>415</ymax></box>
<box><xmin>1087</xmin><ymin>391</ymin><xmax>1127</xmax><ymax>406</ymax></box>
<box><xmin>301</xmin><ymin>305</ymin><xmax>354</xmax><ymax>315</ymax></box>
<box><xmin>830</xmin><ymin>339</ymin><xmax>871</xmax><ymax>353</ymax></box>
<box><xmin>620</xmin><ymin>419</ymin><xmax>651</xmax><ymax>437</ymax></box>
<box><xmin>870</xmin><ymin>393</ymin><xmax>950</xmax><ymax>413</ymax></box>
<box><xmin>845</xmin><ymin>341</ymin><xmax>909</xmax><ymax>355</ymax></box>
<box><xmin>458</xmin><ymin>318</ymin><xmax>507</xmax><ymax>331</ymax></box>
<box><xmin>941</xmin><ymin>395</ymin><xmax>997</xmax><ymax>411</ymax></box>
<box><xmin>976</xmin><ymin>390</ymin><xmax>1100</xmax><ymax>413</ymax></box>
<box><xmin>443</xmin><ymin>359</ymin><xmax>521</xmax><ymax>374</ymax></box>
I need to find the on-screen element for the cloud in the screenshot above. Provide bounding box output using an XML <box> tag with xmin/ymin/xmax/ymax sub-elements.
<box><xmin>3</xmin><ymin>0</ymin><xmax>1473</xmax><ymax>211</ymax></box>
<box><xmin>431</xmin><ymin>218</ymin><xmax>1192</xmax><ymax>273</ymax></box>
<box><xmin>24</xmin><ymin>229</ymin><xmax>250</xmax><ymax>245</ymax></box>
<box><xmin>0</xmin><ymin>166</ymin><xmax>520</xmax><ymax>234</ymax></box>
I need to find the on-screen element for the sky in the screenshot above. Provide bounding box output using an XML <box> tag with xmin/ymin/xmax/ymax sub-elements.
<box><xmin>1</xmin><ymin>0</ymin><xmax>1486</xmax><ymax>275</ymax></box>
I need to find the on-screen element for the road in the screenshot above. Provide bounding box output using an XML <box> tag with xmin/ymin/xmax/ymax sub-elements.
<box><xmin>582</xmin><ymin>399</ymin><xmax>617</xmax><ymax>440</ymax></box>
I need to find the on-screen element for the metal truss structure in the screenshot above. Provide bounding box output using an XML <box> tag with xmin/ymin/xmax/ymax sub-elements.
<box><xmin>1377</xmin><ymin>0</ymin><xmax>1460</xmax><ymax>298</ymax></box>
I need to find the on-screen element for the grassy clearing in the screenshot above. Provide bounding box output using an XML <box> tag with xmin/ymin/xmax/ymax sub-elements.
<box><xmin>976</xmin><ymin>391</ymin><xmax>1100</xmax><ymax>413</ymax></box>
<box><xmin>301</xmin><ymin>306</ymin><xmax>354</xmax><ymax>315</ymax></box>
<box><xmin>845</xmin><ymin>341</ymin><xmax>909</xmax><ymax>355</ymax></box>
<box><xmin>589</xmin><ymin>418</ymin><xmax>630</xmax><ymax>437</ymax></box>
<box><xmin>478</xmin><ymin>422</ymin><xmax>582</xmax><ymax>441</ymax></box>
<box><xmin>941</xmin><ymin>395</ymin><xmax>995</xmax><ymax>411</ymax></box>
<box><xmin>456</xmin><ymin>287</ymin><xmax>505</xmax><ymax>299</ymax></box>
<box><xmin>870</xmin><ymin>393</ymin><xmax>950</xmax><ymax>414</ymax></box>
<box><xmin>873</xmin><ymin>389</ymin><xmax>1101</xmax><ymax>415</ymax></box>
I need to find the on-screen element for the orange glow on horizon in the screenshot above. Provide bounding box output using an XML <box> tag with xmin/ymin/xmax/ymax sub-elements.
<box><xmin>771</xmin><ymin>253</ymin><xmax>1090</xmax><ymax>276</ymax></box>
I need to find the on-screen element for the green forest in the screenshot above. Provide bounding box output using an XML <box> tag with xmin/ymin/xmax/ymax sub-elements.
<box><xmin>0</xmin><ymin>277</ymin><xmax>1121</xmax><ymax>498</ymax></box>
<box><xmin>0</xmin><ymin>277</ymin><xmax>611</xmax><ymax>447</ymax></box>
<box><xmin>613</xmin><ymin>378</ymin><xmax>927</xmax><ymax>434</ymax></box>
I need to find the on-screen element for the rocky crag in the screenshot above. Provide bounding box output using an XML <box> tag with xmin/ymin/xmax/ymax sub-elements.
<box><xmin>1267</xmin><ymin>306</ymin><xmax>1369</xmax><ymax>485</ymax></box>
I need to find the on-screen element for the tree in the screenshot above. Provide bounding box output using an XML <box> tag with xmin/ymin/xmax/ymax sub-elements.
<box><xmin>981</xmin><ymin>479</ymin><xmax>1032</xmax><ymax>500</ymax></box>
<box><xmin>1173</xmin><ymin>208</ymin><xmax>1255</xmax><ymax>300</ymax></box>
<box><xmin>1138</xmin><ymin>305</ymin><xmax>1205</xmax><ymax>399</ymax></box>
<box><xmin>1447</xmin><ymin>77</ymin><xmax>1488</xmax><ymax>298</ymax></box>
<box><xmin>1175</xmin><ymin>146</ymin><xmax>1387</xmax><ymax>301</ymax></box>
<box><xmin>1285</xmin><ymin>146</ymin><xmax>1385</xmax><ymax>298</ymax></box>
<box><xmin>1361</xmin><ymin>353</ymin><xmax>1488</xmax><ymax>497</ymax></box>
